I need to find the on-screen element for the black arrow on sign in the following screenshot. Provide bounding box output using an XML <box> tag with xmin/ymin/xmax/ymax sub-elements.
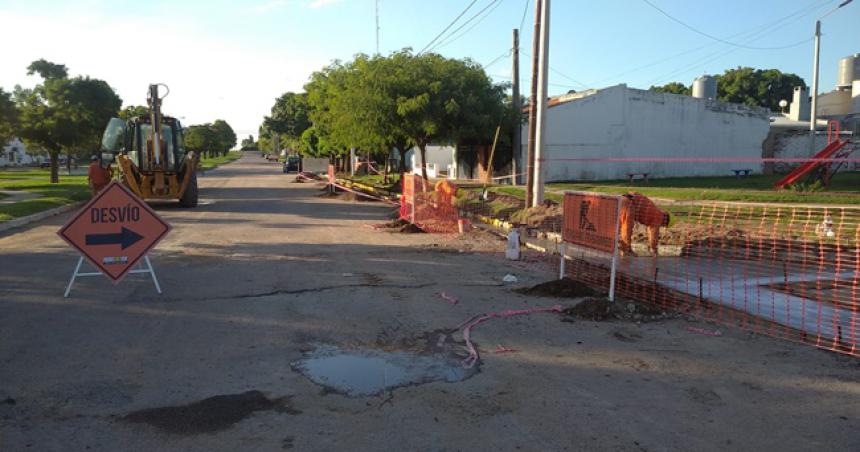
<box><xmin>85</xmin><ymin>227</ymin><xmax>144</xmax><ymax>250</ymax></box>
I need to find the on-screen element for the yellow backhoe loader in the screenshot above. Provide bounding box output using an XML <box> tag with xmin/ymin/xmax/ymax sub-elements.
<box><xmin>100</xmin><ymin>84</ymin><xmax>198</xmax><ymax>207</ymax></box>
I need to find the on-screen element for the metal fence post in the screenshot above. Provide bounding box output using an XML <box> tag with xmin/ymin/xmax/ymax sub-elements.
<box><xmin>608</xmin><ymin>196</ymin><xmax>622</xmax><ymax>302</ymax></box>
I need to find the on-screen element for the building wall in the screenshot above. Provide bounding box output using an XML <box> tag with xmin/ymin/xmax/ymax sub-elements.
<box><xmin>0</xmin><ymin>138</ymin><xmax>35</xmax><ymax>167</ymax></box>
<box><xmin>766</xmin><ymin>130</ymin><xmax>832</xmax><ymax>174</ymax></box>
<box><xmin>817</xmin><ymin>90</ymin><xmax>853</xmax><ymax>117</ymax></box>
<box><xmin>520</xmin><ymin>85</ymin><xmax>771</xmax><ymax>182</ymax></box>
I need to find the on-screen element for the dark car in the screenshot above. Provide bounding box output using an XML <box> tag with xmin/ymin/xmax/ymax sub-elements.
<box><xmin>283</xmin><ymin>156</ymin><xmax>301</xmax><ymax>173</ymax></box>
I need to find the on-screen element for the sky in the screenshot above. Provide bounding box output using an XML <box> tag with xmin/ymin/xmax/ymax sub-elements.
<box><xmin>1</xmin><ymin>0</ymin><xmax>858</xmax><ymax>139</ymax></box>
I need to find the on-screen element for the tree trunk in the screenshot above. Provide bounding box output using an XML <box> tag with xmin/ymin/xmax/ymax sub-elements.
<box><xmin>397</xmin><ymin>147</ymin><xmax>407</xmax><ymax>175</ymax></box>
<box><xmin>50</xmin><ymin>150</ymin><xmax>59</xmax><ymax>184</ymax></box>
<box><xmin>418</xmin><ymin>142</ymin><xmax>429</xmax><ymax>182</ymax></box>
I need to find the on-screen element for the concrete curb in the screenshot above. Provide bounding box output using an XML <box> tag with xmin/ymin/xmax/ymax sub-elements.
<box><xmin>0</xmin><ymin>201</ymin><xmax>85</xmax><ymax>235</ymax></box>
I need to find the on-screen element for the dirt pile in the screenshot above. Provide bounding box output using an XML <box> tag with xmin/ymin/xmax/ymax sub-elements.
<box><xmin>372</xmin><ymin>218</ymin><xmax>425</xmax><ymax>234</ymax></box>
<box><xmin>515</xmin><ymin>278</ymin><xmax>597</xmax><ymax>298</ymax></box>
<box><xmin>563</xmin><ymin>297</ymin><xmax>614</xmax><ymax>320</ymax></box>
<box><xmin>510</xmin><ymin>202</ymin><xmax>563</xmax><ymax>229</ymax></box>
<box><xmin>562</xmin><ymin>297</ymin><xmax>677</xmax><ymax>322</ymax></box>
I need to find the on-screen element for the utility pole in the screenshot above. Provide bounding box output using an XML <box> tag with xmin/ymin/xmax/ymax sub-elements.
<box><xmin>809</xmin><ymin>19</ymin><xmax>821</xmax><ymax>152</ymax></box>
<box><xmin>809</xmin><ymin>0</ymin><xmax>854</xmax><ymax>152</ymax></box>
<box><xmin>532</xmin><ymin>0</ymin><xmax>550</xmax><ymax>207</ymax></box>
<box><xmin>511</xmin><ymin>29</ymin><xmax>521</xmax><ymax>186</ymax></box>
<box><xmin>525</xmin><ymin>0</ymin><xmax>542</xmax><ymax>208</ymax></box>
<box><xmin>375</xmin><ymin>0</ymin><xmax>380</xmax><ymax>55</ymax></box>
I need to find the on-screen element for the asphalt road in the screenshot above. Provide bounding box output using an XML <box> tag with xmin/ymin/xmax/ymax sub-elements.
<box><xmin>1</xmin><ymin>152</ymin><xmax>858</xmax><ymax>451</ymax></box>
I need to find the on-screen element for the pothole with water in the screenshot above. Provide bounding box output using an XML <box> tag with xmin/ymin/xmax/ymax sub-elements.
<box><xmin>292</xmin><ymin>344</ymin><xmax>477</xmax><ymax>397</ymax></box>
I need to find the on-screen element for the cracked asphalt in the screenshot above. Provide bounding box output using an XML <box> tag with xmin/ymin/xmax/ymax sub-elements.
<box><xmin>1</xmin><ymin>152</ymin><xmax>858</xmax><ymax>451</ymax></box>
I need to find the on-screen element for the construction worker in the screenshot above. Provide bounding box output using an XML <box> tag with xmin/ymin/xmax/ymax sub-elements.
<box><xmin>87</xmin><ymin>155</ymin><xmax>112</xmax><ymax>196</ymax></box>
<box><xmin>434</xmin><ymin>179</ymin><xmax>457</xmax><ymax>208</ymax></box>
<box><xmin>619</xmin><ymin>192</ymin><xmax>670</xmax><ymax>256</ymax></box>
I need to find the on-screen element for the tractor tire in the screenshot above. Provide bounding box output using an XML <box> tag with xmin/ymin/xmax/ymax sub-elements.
<box><xmin>179</xmin><ymin>173</ymin><xmax>198</xmax><ymax>208</ymax></box>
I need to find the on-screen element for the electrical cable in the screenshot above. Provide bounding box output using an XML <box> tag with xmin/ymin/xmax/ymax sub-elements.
<box><xmin>592</xmin><ymin>0</ymin><xmax>831</xmax><ymax>86</ymax></box>
<box><xmin>645</xmin><ymin>0</ymin><xmax>832</xmax><ymax>86</ymax></box>
<box><xmin>518</xmin><ymin>0</ymin><xmax>530</xmax><ymax>30</ymax></box>
<box><xmin>481</xmin><ymin>50</ymin><xmax>512</xmax><ymax>70</ymax></box>
<box><xmin>521</xmin><ymin>49</ymin><xmax>590</xmax><ymax>89</ymax></box>
<box><xmin>640</xmin><ymin>0</ymin><xmax>820</xmax><ymax>50</ymax></box>
<box><xmin>417</xmin><ymin>0</ymin><xmax>479</xmax><ymax>55</ymax></box>
<box><xmin>428</xmin><ymin>0</ymin><xmax>502</xmax><ymax>53</ymax></box>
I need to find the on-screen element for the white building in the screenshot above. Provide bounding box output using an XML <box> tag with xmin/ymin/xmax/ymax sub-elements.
<box><xmin>389</xmin><ymin>145</ymin><xmax>456</xmax><ymax>178</ymax></box>
<box><xmin>518</xmin><ymin>84</ymin><xmax>771</xmax><ymax>181</ymax></box>
<box><xmin>0</xmin><ymin>138</ymin><xmax>39</xmax><ymax>167</ymax></box>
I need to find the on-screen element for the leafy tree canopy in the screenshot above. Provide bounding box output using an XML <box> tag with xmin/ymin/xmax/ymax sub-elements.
<box><xmin>118</xmin><ymin>105</ymin><xmax>150</xmax><ymax>120</ymax></box>
<box><xmin>264</xmin><ymin>92</ymin><xmax>310</xmax><ymax>139</ymax></box>
<box><xmin>299</xmin><ymin>49</ymin><xmax>509</xmax><ymax>177</ymax></box>
<box><xmin>649</xmin><ymin>82</ymin><xmax>691</xmax><ymax>96</ymax></box>
<box><xmin>0</xmin><ymin>88</ymin><xmax>18</xmax><ymax>145</ymax></box>
<box><xmin>653</xmin><ymin>67</ymin><xmax>805</xmax><ymax>112</ymax></box>
<box><xmin>15</xmin><ymin>60</ymin><xmax>121</xmax><ymax>182</ymax></box>
<box><xmin>27</xmin><ymin>59</ymin><xmax>68</xmax><ymax>80</ymax></box>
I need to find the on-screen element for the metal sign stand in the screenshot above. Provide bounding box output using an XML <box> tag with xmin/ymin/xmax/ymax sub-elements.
<box><xmin>64</xmin><ymin>254</ymin><xmax>162</xmax><ymax>298</ymax></box>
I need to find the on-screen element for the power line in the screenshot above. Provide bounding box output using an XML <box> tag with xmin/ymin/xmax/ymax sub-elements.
<box><xmin>428</xmin><ymin>0</ymin><xmax>503</xmax><ymax>53</ymax></box>
<box><xmin>521</xmin><ymin>49</ymin><xmax>590</xmax><ymax>89</ymax></box>
<box><xmin>645</xmin><ymin>0</ymin><xmax>831</xmax><ymax>86</ymax></box>
<box><xmin>640</xmin><ymin>0</ymin><xmax>819</xmax><ymax>50</ymax></box>
<box><xmin>518</xmin><ymin>0</ymin><xmax>530</xmax><ymax>30</ymax></box>
<box><xmin>417</xmin><ymin>0</ymin><xmax>479</xmax><ymax>54</ymax></box>
<box><xmin>481</xmin><ymin>50</ymin><xmax>512</xmax><ymax>70</ymax></box>
<box><xmin>592</xmin><ymin>0</ymin><xmax>829</xmax><ymax>86</ymax></box>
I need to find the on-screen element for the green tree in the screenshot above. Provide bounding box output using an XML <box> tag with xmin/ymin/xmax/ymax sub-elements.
<box><xmin>211</xmin><ymin>119</ymin><xmax>237</xmax><ymax>156</ymax></box>
<box><xmin>717</xmin><ymin>67</ymin><xmax>805</xmax><ymax>112</ymax></box>
<box><xmin>656</xmin><ymin>67</ymin><xmax>805</xmax><ymax>112</ymax></box>
<box><xmin>118</xmin><ymin>105</ymin><xmax>149</xmax><ymax>120</ymax></box>
<box><xmin>15</xmin><ymin>60</ymin><xmax>122</xmax><ymax>182</ymax></box>
<box><xmin>27</xmin><ymin>59</ymin><xmax>68</xmax><ymax>80</ymax></box>
<box><xmin>184</xmin><ymin>124</ymin><xmax>219</xmax><ymax>158</ymax></box>
<box><xmin>240</xmin><ymin>134</ymin><xmax>256</xmax><ymax>150</ymax></box>
<box><xmin>301</xmin><ymin>50</ymin><xmax>507</xmax><ymax>179</ymax></box>
<box><xmin>649</xmin><ymin>82</ymin><xmax>691</xmax><ymax>95</ymax></box>
<box><xmin>394</xmin><ymin>52</ymin><xmax>507</xmax><ymax>180</ymax></box>
<box><xmin>0</xmin><ymin>88</ymin><xmax>19</xmax><ymax>145</ymax></box>
<box><xmin>264</xmin><ymin>92</ymin><xmax>310</xmax><ymax>139</ymax></box>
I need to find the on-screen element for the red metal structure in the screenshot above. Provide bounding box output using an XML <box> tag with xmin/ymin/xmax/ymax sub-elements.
<box><xmin>774</xmin><ymin>121</ymin><xmax>852</xmax><ymax>189</ymax></box>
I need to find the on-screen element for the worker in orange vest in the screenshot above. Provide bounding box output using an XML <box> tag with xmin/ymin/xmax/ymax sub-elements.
<box><xmin>87</xmin><ymin>155</ymin><xmax>112</xmax><ymax>196</ymax></box>
<box><xmin>619</xmin><ymin>192</ymin><xmax>670</xmax><ymax>256</ymax></box>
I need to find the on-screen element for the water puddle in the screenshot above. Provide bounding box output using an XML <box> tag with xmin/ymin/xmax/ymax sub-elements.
<box><xmin>292</xmin><ymin>345</ymin><xmax>476</xmax><ymax>397</ymax></box>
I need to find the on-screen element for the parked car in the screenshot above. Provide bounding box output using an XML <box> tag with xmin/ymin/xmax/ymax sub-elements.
<box><xmin>283</xmin><ymin>156</ymin><xmax>301</xmax><ymax>173</ymax></box>
<box><xmin>39</xmin><ymin>156</ymin><xmax>76</xmax><ymax>168</ymax></box>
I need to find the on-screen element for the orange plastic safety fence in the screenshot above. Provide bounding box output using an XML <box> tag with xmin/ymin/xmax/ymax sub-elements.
<box><xmin>559</xmin><ymin>199</ymin><xmax>858</xmax><ymax>357</ymax></box>
<box><xmin>400</xmin><ymin>174</ymin><xmax>460</xmax><ymax>234</ymax></box>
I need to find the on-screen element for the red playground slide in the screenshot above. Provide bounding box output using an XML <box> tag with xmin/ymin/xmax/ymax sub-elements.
<box><xmin>774</xmin><ymin>139</ymin><xmax>849</xmax><ymax>189</ymax></box>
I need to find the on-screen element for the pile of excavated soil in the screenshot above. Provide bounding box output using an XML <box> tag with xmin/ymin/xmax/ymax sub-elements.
<box><xmin>562</xmin><ymin>297</ymin><xmax>679</xmax><ymax>322</ymax></box>
<box><xmin>515</xmin><ymin>277</ymin><xmax>597</xmax><ymax>298</ymax></box>
<box><xmin>631</xmin><ymin>222</ymin><xmax>748</xmax><ymax>247</ymax></box>
<box><xmin>562</xmin><ymin>297</ymin><xmax>614</xmax><ymax>321</ymax></box>
<box><xmin>510</xmin><ymin>202</ymin><xmax>563</xmax><ymax>229</ymax></box>
<box><xmin>372</xmin><ymin>218</ymin><xmax>425</xmax><ymax>234</ymax></box>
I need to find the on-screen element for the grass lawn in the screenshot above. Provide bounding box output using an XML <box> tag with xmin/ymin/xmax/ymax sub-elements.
<box><xmin>0</xmin><ymin>169</ymin><xmax>89</xmax><ymax>222</ymax></box>
<box><xmin>198</xmin><ymin>152</ymin><xmax>242</xmax><ymax>172</ymax></box>
<box><xmin>345</xmin><ymin>173</ymin><xmax>401</xmax><ymax>188</ymax></box>
<box><xmin>548</xmin><ymin>172</ymin><xmax>860</xmax><ymax>204</ymax></box>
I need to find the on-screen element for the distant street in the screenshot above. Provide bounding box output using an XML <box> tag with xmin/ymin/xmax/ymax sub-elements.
<box><xmin>1</xmin><ymin>152</ymin><xmax>857</xmax><ymax>452</ymax></box>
